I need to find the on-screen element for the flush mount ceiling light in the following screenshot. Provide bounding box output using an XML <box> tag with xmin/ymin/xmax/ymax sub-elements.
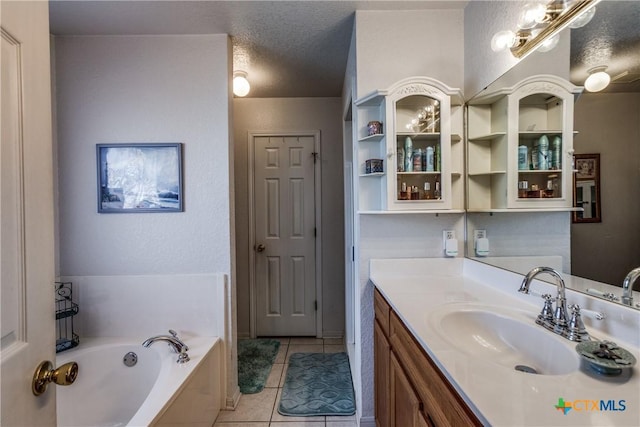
<box><xmin>233</xmin><ymin>71</ymin><xmax>250</xmax><ymax>97</ymax></box>
<box><xmin>491</xmin><ymin>0</ymin><xmax>601</xmax><ymax>58</ymax></box>
<box><xmin>584</xmin><ymin>66</ymin><xmax>611</xmax><ymax>92</ymax></box>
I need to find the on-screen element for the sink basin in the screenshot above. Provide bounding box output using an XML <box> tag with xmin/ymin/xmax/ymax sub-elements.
<box><xmin>430</xmin><ymin>304</ymin><xmax>580</xmax><ymax>375</ymax></box>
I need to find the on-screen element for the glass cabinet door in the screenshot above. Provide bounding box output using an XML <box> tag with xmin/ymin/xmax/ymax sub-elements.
<box><xmin>395</xmin><ymin>95</ymin><xmax>442</xmax><ymax>202</ymax></box>
<box><xmin>516</xmin><ymin>93</ymin><xmax>564</xmax><ymax>200</ymax></box>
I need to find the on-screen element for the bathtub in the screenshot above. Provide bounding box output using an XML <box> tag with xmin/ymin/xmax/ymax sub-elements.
<box><xmin>57</xmin><ymin>336</ymin><xmax>222</xmax><ymax>427</ymax></box>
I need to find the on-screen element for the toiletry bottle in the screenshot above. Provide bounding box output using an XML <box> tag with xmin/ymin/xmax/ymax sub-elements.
<box><xmin>397</xmin><ymin>147</ymin><xmax>405</xmax><ymax>172</ymax></box>
<box><xmin>426</xmin><ymin>146</ymin><xmax>434</xmax><ymax>172</ymax></box>
<box><xmin>551</xmin><ymin>136</ymin><xmax>561</xmax><ymax>169</ymax></box>
<box><xmin>404</xmin><ymin>137</ymin><xmax>413</xmax><ymax>172</ymax></box>
<box><xmin>518</xmin><ymin>145</ymin><xmax>528</xmax><ymax>170</ymax></box>
<box><xmin>423</xmin><ymin>181</ymin><xmax>431</xmax><ymax>199</ymax></box>
<box><xmin>400</xmin><ymin>182</ymin><xmax>407</xmax><ymax>200</ymax></box>
<box><xmin>413</xmin><ymin>148</ymin><xmax>422</xmax><ymax>172</ymax></box>
<box><xmin>538</xmin><ymin>135</ymin><xmax>549</xmax><ymax>170</ymax></box>
<box><xmin>434</xmin><ymin>144</ymin><xmax>440</xmax><ymax>172</ymax></box>
<box><xmin>531</xmin><ymin>140</ymin><xmax>539</xmax><ymax>170</ymax></box>
<box><xmin>434</xmin><ymin>178</ymin><xmax>441</xmax><ymax>200</ymax></box>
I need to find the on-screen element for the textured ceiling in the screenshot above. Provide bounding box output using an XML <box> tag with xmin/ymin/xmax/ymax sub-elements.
<box><xmin>49</xmin><ymin>1</ymin><xmax>639</xmax><ymax>97</ymax></box>
<box><xmin>49</xmin><ymin>0</ymin><xmax>468</xmax><ymax>98</ymax></box>
<box><xmin>570</xmin><ymin>0</ymin><xmax>640</xmax><ymax>92</ymax></box>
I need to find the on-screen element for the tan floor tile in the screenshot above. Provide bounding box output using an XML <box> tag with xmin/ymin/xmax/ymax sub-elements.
<box><xmin>323</xmin><ymin>344</ymin><xmax>345</xmax><ymax>353</ymax></box>
<box><xmin>285</xmin><ymin>344</ymin><xmax>323</xmax><ymax>361</ymax></box>
<box><xmin>215</xmin><ymin>389</ymin><xmax>277</xmax><ymax>423</ymax></box>
<box><xmin>270</xmin><ymin>422</ymin><xmax>325</xmax><ymax>426</ymax></box>
<box><xmin>322</xmin><ymin>337</ymin><xmax>344</xmax><ymax>345</ymax></box>
<box><xmin>214</xmin><ymin>423</ymin><xmax>269</xmax><ymax>427</ymax></box>
<box><xmin>326</xmin><ymin>421</ymin><xmax>358</xmax><ymax>427</ymax></box>
<box><xmin>274</xmin><ymin>344</ymin><xmax>289</xmax><ymax>364</ymax></box>
<box><xmin>265</xmin><ymin>363</ymin><xmax>284</xmax><ymax>388</ymax></box>
<box><xmin>289</xmin><ymin>337</ymin><xmax>323</xmax><ymax>345</ymax></box>
<box><xmin>327</xmin><ymin>415</ymin><xmax>356</xmax><ymax>422</ymax></box>
<box><xmin>271</xmin><ymin>389</ymin><xmax>326</xmax><ymax>423</ymax></box>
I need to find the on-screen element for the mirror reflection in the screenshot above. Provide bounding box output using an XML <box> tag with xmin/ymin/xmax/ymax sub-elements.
<box><xmin>465</xmin><ymin>0</ymin><xmax>640</xmax><ymax>309</ymax></box>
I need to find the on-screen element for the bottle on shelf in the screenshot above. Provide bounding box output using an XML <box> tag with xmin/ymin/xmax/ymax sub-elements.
<box><xmin>538</xmin><ymin>135</ymin><xmax>549</xmax><ymax>170</ymax></box>
<box><xmin>434</xmin><ymin>177</ymin><xmax>441</xmax><ymax>200</ymax></box>
<box><xmin>423</xmin><ymin>181</ymin><xmax>431</xmax><ymax>199</ymax></box>
<box><xmin>404</xmin><ymin>137</ymin><xmax>413</xmax><ymax>172</ymax></box>
<box><xmin>425</xmin><ymin>146</ymin><xmax>434</xmax><ymax>172</ymax></box>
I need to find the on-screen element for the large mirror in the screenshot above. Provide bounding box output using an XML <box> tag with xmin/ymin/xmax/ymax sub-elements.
<box><xmin>465</xmin><ymin>0</ymin><xmax>640</xmax><ymax>309</ymax></box>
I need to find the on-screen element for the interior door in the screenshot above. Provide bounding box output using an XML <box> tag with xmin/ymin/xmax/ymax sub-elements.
<box><xmin>1</xmin><ymin>1</ymin><xmax>57</xmax><ymax>425</ymax></box>
<box><xmin>253</xmin><ymin>135</ymin><xmax>317</xmax><ymax>336</ymax></box>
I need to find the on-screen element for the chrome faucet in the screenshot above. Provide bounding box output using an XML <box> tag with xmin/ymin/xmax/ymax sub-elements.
<box><xmin>142</xmin><ymin>330</ymin><xmax>190</xmax><ymax>363</ymax></box>
<box><xmin>519</xmin><ymin>267</ymin><xmax>571</xmax><ymax>338</ymax></box>
<box><xmin>622</xmin><ymin>267</ymin><xmax>640</xmax><ymax>307</ymax></box>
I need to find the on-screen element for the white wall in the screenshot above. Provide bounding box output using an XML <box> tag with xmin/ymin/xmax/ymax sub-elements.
<box><xmin>352</xmin><ymin>9</ymin><xmax>465</xmax><ymax>425</ymax></box>
<box><xmin>53</xmin><ymin>34</ymin><xmax>239</xmax><ymax>408</ymax></box>
<box><xmin>54</xmin><ymin>35</ymin><xmax>233</xmax><ymax>277</ymax></box>
<box><xmin>572</xmin><ymin>92</ymin><xmax>640</xmax><ymax>285</ymax></box>
<box><xmin>232</xmin><ymin>97</ymin><xmax>345</xmax><ymax>338</ymax></box>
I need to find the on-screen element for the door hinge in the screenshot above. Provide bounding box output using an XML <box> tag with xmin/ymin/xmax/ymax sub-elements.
<box><xmin>352</xmin><ymin>246</ymin><xmax>355</xmax><ymax>262</ymax></box>
<box><xmin>312</xmin><ymin>152</ymin><xmax>318</xmax><ymax>164</ymax></box>
<box><xmin>314</xmin><ymin>227</ymin><xmax>317</xmax><ymax>238</ymax></box>
<box><xmin>314</xmin><ymin>300</ymin><xmax>318</xmax><ymax>311</ymax></box>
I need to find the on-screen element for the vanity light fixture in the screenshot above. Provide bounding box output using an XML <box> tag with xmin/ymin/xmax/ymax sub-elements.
<box><xmin>584</xmin><ymin>66</ymin><xmax>611</xmax><ymax>92</ymax></box>
<box><xmin>233</xmin><ymin>70</ymin><xmax>250</xmax><ymax>97</ymax></box>
<box><xmin>491</xmin><ymin>0</ymin><xmax>601</xmax><ymax>58</ymax></box>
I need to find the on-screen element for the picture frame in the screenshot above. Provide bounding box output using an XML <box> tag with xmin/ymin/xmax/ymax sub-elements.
<box><xmin>573</xmin><ymin>153</ymin><xmax>601</xmax><ymax>223</ymax></box>
<box><xmin>97</xmin><ymin>143</ymin><xmax>183</xmax><ymax>213</ymax></box>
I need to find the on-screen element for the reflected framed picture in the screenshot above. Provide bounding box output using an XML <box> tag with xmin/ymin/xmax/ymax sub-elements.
<box><xmin>97</xmin><ymin>143</ymin><xmax>183</xmax><ymax>213</ymax></box>
<box><xmin>573</xmin><ymin>153</ymin><xmax>601</xmax><ymax>223</ymax></box>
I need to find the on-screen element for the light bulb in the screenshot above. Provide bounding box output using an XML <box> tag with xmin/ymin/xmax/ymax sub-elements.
<box><xmin>233</xmin><ymin>72</ymin><xmax>250</xmax><ymax>97</ymax></box>
<box><xmin>517</xmin><ymin>3</ymin><xmax>548</xmax><ymax>30</ymax></box>
<box><xmin>584</xmin><ymin>68</ymin><xmax>610</xmax><ymax>92</ymax></box>
<box><xmin>536</xmin><ymin>33</ymin><xmax>560</xmax><ymax>52</ymax></box>
<box><xmin>491</xmin><ymin>31</ymin><xmax>517</xmax><ymax>52</ymax></box>
<box><xmin>569</xmin><ymin>6</ymin><xmax>596</xmax><ymax>29</ymax></box>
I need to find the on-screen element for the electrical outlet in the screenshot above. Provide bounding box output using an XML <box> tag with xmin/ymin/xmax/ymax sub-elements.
<box><xmin>443</xmin><ymin>230</ymin><xmax>456</xmax><ymax>242</ymax></box>
<box><xmin>474</xmin><ymin>229</ymin><xmax>486</xmax><ymax>241</ymax></box>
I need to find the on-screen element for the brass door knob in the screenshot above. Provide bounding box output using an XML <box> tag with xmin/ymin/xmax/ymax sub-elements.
<box><xmin>255</xmin><ymin>244</ymin><xmax>266</xmax><ymax>252</ymax></box>
<box><xmin>32</xmin><ymin>360</ymin><xmax>78</xmax><ymax>396</ymax></box>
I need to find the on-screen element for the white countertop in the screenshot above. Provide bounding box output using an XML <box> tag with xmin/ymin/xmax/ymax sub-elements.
<box><xmin>370</xmin><ymin>258</ymin><xmax>640</xmax><ymax>427</ymax></box>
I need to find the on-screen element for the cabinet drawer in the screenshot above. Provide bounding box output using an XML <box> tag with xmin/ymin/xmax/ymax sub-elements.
<box><xmin>374</xmin><ymin>289</ymin><xmax>391</xmax><ymax>337</ymax></box>
<box><xmin>390</xmin><ymin>312</ymin><xmax>481</xmax><ymax>427</ymax></box>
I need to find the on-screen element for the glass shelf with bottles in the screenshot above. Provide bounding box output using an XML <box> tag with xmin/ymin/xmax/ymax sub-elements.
<box><xmin>395</xmin><ymin>96</ymin><xmax>443</xmax><ymax>202</ymax></box>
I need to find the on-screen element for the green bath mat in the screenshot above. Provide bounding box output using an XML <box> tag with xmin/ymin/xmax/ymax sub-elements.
<box><xmin>278</xmin><ymin>352</ymin><xmax>356</xmax><ymax>416</ymax></box>
<box><xmin>237</xmin><ymin>338</ymin><xmax>281</xmax><ymax>394</ymax></box>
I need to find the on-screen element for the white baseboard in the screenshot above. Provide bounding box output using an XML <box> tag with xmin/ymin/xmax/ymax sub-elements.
<box><xmin>322</xmin><ymin>330</ymin><xmax>344</xmax><ymax>339</ymax></box>
<box><xmin>359</xmin><ymin>415</ymin><xmax>376</xmax><ymax>427</ymax></box>
<box><xmin>225</xmin><ymin>386</ymin><xmax>241</xmax><ymax>410</ymax></box>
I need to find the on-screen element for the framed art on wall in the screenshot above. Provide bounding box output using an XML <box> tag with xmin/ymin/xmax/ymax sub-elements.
<box><xmin>97</xmin><ymin>143</ymin><xmax>183</xmax><ymax>213</ymax></box>
<box><xmin>573</xmin><ymin>153</ymin><xmax>601</xmax><ymax>223</ymax></box>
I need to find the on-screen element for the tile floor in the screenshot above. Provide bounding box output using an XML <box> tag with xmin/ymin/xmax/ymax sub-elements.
<box><xmin>214</xmin><ymin>337</ymin><xmax>358</xmax><ymax>427</ymax></box>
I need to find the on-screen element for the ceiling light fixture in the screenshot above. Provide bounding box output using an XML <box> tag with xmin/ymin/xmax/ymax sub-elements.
<box><xmin>491</xmin><ymin>0</ymin><xmax>601</xmax><ymax>58</ymax></box>
<box><xmin>584</xmin><ymin>66</ymin><xmax>611</xmax><ymax>92</ymax></box>
<box><xmin>233</xmin><ymin>71</ymin><xmax>250</xmax><ymax>97</ymax></box>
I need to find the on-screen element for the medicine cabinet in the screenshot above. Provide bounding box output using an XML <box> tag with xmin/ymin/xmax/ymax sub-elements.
<box><xmin>466</xmin><ymin>75</ymin><xmax>582</xmax><ymax>212</ymax></box>
<box><xmin>354</xmin><ymin>77</ymin><xmax>464</xmax><ymax>213</ymax></box>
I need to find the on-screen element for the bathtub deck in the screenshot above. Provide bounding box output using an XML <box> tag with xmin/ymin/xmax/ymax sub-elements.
<box><xmin>214</xmin><ymin>337</ymin><xmax>357</xmax><ymax>427</ymax></box>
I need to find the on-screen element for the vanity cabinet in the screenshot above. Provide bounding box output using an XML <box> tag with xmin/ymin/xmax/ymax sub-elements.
<box><xmin>374</xmin><ymin>289</ymin><xmax>481</xmax><ymax>427</ymax></box>
<box><xmin>467</xmin><ymin>75</ymin><xmax>582</xmax><ymax>211</ymax></box>
<box><xmin>355</xmin><ymin>77</ymin><xmax>464</xmax><ymax>213</ymax></box>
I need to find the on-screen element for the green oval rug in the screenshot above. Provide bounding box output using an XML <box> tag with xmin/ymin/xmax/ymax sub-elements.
<box><xmin>278</xmin><ymin>352</ymin><xmax>356</xmax><ymax>416</ymax></box>
<box><xmin>237</xmin><ymin>338</ymin><xmax>281</xmax><ymax>394</ymax></box>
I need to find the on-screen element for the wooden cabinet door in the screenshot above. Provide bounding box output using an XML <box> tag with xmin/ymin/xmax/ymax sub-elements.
<box><xmin>374</xmin><ymin>320</ymin><xmax>390</xmax><ymax>427</ymax></box>
<box><xmin>390</xmin><ymin>352</ymin><xmax>422</xmax><ymax>427</ymax></box>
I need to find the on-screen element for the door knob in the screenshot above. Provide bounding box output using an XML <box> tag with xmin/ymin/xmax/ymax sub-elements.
<box><xmin>32</xmin><ymin>360</ymin><xmax>78</xmax><ymax>396</ymax></box>
<box><xmin>255</xmin><ymin>244</ymin><xmax>266</xmax><ymax>252</ymax></box>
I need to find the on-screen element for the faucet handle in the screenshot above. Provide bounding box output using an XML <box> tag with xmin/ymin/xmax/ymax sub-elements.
<box><xmin>565</xmin><ymin>304</ymin><xmax>591</xmax><ymax>342</ymax></box>
<box><xmin>169</xmin><ymin>329</ymin><xmax>178</xmax><ymax>337</ymax></box>
<box><xmin>536</xmin><ymin>294</ymin><xmax>554</xmax><ymax>330</ymax></box>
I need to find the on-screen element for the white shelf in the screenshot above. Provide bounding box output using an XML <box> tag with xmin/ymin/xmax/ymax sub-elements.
<box><xmin>468</xmin><ymin>132</ymin><xmax>506</xmax><ymax>141</ymax></box>
<box><xmin>359</xmin><ymin>133</ymin><xmax>385</xmax><ymax>142</ymax></box>
<box><xmin>359</xmin><ymin>172</ymin><xmax>385</xmax><ymax>177</ymax></box>
<box><xmin>358</xmin><ymin>209</ymin><xmax>465</xmax><ymax>215</ymax></box>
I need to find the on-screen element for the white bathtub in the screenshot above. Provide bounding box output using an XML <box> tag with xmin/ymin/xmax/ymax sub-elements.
<box><xmin>57</xmin><ymin>336</ymin><xmax>222</xmax><ymax>427</ymax></box>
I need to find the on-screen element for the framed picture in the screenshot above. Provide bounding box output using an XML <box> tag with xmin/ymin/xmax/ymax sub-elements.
<box><xmin>97</xmin><ymin>143</ymin><xmax>183</xmax><ymax>213</ymax></box>
<box><xmin>573</xmin><ymin>153</ymin><xmax>601</xmax><ymax>223</ymax></box>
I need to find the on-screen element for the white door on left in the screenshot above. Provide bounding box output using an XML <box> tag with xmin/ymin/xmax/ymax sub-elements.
<box><xmin>1</xmin><ymin>1</ymin><xmax>57</xmax><ymax>425</ymax></box>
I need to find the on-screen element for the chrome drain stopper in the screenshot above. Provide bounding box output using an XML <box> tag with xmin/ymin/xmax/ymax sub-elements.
<box><xmin>515</xmin><ymin>364</ymin><xmax>537</xmax><ymax>374</ymax></box>
<box><xmin>123</xmin><ymin>352</ymin><xmax>138</xmax><ymax>367</ymax></box>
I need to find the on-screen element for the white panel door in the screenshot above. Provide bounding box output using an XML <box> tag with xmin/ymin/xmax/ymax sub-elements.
<box><xmin>1</xmin><ymin>1</ymin><xmax>57</xmax><ymax>425</ymax></box>
<box><xmin>254</xmin><ymin>135</ymin><xmax>316</xmax><ymax>336</ymax></box>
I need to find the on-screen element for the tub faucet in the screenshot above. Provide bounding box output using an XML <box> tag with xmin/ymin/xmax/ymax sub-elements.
<box><xmin>142</xmin><ymin>330</ymin><xmax>190</xmax><ymax>363</ymax></box>
<box><xmin>622</xmin><ymin>267</ymin><xmax>640</xmax><ymax>306</ymax></box>
<box><xmin>519</xmin><ymin>266</ymin><xmax>569</xmax><ymax>337</ymax></box>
